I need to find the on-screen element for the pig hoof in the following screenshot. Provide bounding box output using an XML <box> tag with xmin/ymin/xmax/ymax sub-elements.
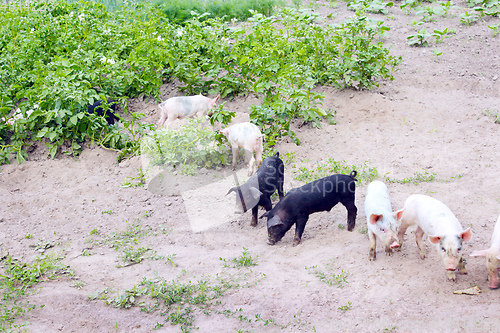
<box><xmin>393</xmin><ymin>246</ymin><xmax>402</xmax><ymax>252</ymax></box>
<box><xmin>267</xmin><ymin>239</ymin><xmax>276</xmax><ymax>246</ymax></box>
<box><xmin>250</xmin><ymin>221</ymin><xmax>257</xmax><ymax>227</ymax></box>
<box><xmin>419</xmin><ymin>252</ymin><xmax>427</xmax><ymax>260</ymax></box>
<box><xmin>292</xmin><ymin>239</ymin><xmax>301</xmax><ymax>246</ymax></box>
<box><xmin>446</xmin><ymin>271</ymin><xmax>457</xmax><ymax>281</ymax></box>
<box><xmin>369</xmin><ymin>255</ymin><xmax>376</xmax><ymax>261</ymax></box>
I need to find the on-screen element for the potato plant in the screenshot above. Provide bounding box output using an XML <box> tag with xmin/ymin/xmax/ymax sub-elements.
<box><xmin>0</xmin><ymin>0</ymin><xmax>401</xmax><ymax>164</ymax></box>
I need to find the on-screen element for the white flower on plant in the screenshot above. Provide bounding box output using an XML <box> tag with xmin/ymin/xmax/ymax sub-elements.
<box><xmin>100</xmin><ymin>56</ymin><xmax>107</xmax><ymax>64</ymax></box>
<box><xmin>33</xmin><ymin>104</ymin><xmax>39</xmax><ymax>109</ymax></box>
<box><xmin>157</xmin><ymin>36</ymin><xmax>164</xmax><ymax>42</ymax></box>
<box><xmin>69</xmin><ymin>11</ymin><xmax>74</xmax><ymax>17</ymax></box>
<box><xmin>78</xmin><ymin>13</ymin><xmax>85</xmax><ymax>22</ymax></box>
<box><xmin>107</xmin><ymin>58</ymin><xmax>115</xmax><ymax>65</ymax></box>
<box><xmin>30</xmin><ymin>28</ymin><xmax>34</xmax><ymax>33</ymax></box>
<box><xmin>176</xmin><ymin>28</ymin><xmax>184</xmax><ymax>37</ymax></box>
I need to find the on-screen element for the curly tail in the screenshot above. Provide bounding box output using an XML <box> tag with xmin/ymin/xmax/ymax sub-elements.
<box><xmin>349</xmin><ymin>170</ymin><xmax>358</xmax><ymax>181</ymax></box>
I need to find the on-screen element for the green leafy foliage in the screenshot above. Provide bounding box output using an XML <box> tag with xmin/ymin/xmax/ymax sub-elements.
<box><xmin>151</xmin><ymin>0</ymin><xmax>283</xmax><ymax>23</ymax></box>
<box><xmin>385</xmin><ymin>170</ymin><xmax>436</xmax><ymax>184</ymax></box>
<box><xmin>103</xmin><ymin>253</ymin><xmax>266</xmax><ymax>331</ymax></box>
<box><xmin>305</xmin><ymin>261</ymin><xmax>350</xmax><ymax>288</ymax></box>
<box><xmin>220</xmin><ymin>247</ymin><xmax>258</xmax><ymax>268</ymax></box>
<box><xmin>0</xmin><ymin>252</ymin><xmax>69</xmax><ymax>331</ymax></box>
<box><xmin>0</xmin><ymin>0</ymin><xmax>401</xmax><ymax>164</ymax></box>
<box><xmin>294</xmin><ymin>158</ymin><xmax>379</xmax><ymax>184</ymax></box>
<box><xmin>407</xmin><ymin>27</ymin><xmax>455</xmax><ymax>46</ymax></box>
<box><xmin>465</xmin><ymin>0</ymin><xmax>500</xmax><ymax>17</ymax></box>
<box><xmin>348</xmin><ymin>0</ymin><xmax>394</xmax><ymax>14</ymax></box>
<box><xmin>141</xmin><ymin>118</ymin><xmax>231</xmax><ymax>174</ymax></box>
<box><xmin>460</xmin><ymin>10</ymin><xmax>480</xmax><ymax>25</ymax></box>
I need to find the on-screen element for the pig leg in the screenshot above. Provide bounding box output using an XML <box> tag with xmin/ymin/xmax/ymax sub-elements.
<box><xmin>277</xmin><ymin>178</ymin><xmax>284</xmax><ymax>200</ymax></box>
<box><xmin>255</xmin><ymin>145</ymin><xmax>262</xmax><ymax>169</ymax></box>
<box><xmin>445</xmin><ymin>270</ymin><xmax>457</xmax><ymax>282</ymax></box>
<box><xmin>157</xmin><ymin>110</ymin><xmax>168</xmax><ymax>128</ymax></box>
<box><xmin>162</xmin><ymin>117</ymin><xmax>175</xmax><ymax>128</ymax></box>
<box><xmin>246</xmin><ymin>151</ymin><xmax>256</xmax><ymax>176</ymax></box>
<box><xmin>231</xmin><ymin>146</ymin><xmax>239</xmax><ymax>170</ymax></box>
<box><xmin>368</xmin><ymin>230</ymin><xmax>377</xmax><ymax>261</ymax></box>
<box><xmin>487</xmin><ymin>263</ymin><xmax>499</xmax><ymax>289</ymax></box>
<box><xmin>251</xmin><ymin>205</ymin><xmax>259</xmax><ymax>227</ymax></box>
<box><xmin>293</xmin><ymin>216</ymin><xmax>309</xmax><ymax>246</ymax></box>
<box><xmin>415</xmin><ymin>226</ymin><xmax>426</xmax><ymax>259</ymax></box>
<box><xmin>396</xmin><ymin>223</ymin><xmax>410</xmax><ymax>251</ymax></box>
<box><xmin>341</xmin><ymin>198</ymin><xmax>357</xmax><ymax>232</ymax></box>
<box><xmin>385</xmin><ymin>244</ymin><xmax>393</xmax><ymax>256</ymax></box>
<box><xmin>261</xmin><ymin>197</ymin><xmax>272</xmax><ymax>212</ymax></box>
<box><xmin>457</xmin><ymin>257</ymin><xmax>467</xmax><ymax>275</ymax></box>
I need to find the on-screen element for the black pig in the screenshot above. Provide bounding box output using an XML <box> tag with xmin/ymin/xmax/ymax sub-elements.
<box><xmin>263</xmin><ymin>171</ymin><xmax>358</xmax><ymax>246</ymax></box>
<box><xmin>226</xmin><ymin>152</ymin><xmax>284</xmax><ymax>226</ymax></box>
<box><xmin>87</xmin><ymin>99</ymin><xmax>119</xmax><ymax>125</ymax></box>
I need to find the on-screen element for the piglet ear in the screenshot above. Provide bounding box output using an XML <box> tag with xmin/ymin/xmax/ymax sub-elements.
<box><xmin>470</xmin><ymin>250</ymin><xmax>488</xmax><ymax>257</ymax></box>
<box><xmin>428</xmin><ymin>235</ymin><xmax>442</xmax><ymax>244</ymax></box>
<box><xmin>209</xmin><ymin>94</ymin><xmax>220</xmax><ymax>107</ymax></box>
<box><xmin>393</xmin><ymin>208</ymin><xmax>404</xmax><ymax>221</ymax></box>
<box><xmin>369</xmin><ymin>214</ymin><xmax>383</xmax><ymax>224</ymax></box>
<box><xmin>267</xmin><ymin>215</ymin><xmax>284</xmax><ymax>228</ymax></box>
<box><xmin>461</xmin><ymin>228</ymin><xmax>472</xmax><ymax>242</ymax></box>
<box><xmin>260</xmin><ymin>211</ymin><xmax>269</xmax><ymax>219</ymax></box>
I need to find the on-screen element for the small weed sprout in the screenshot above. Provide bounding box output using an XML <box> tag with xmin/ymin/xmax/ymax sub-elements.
<box><xmin>294</xmin><ymin>158</ymin><xmax>378</xmax><ymax>184</ymax></box>
<box><xmin>359</xmin><ymin>226</ymin><xmax>369</xmax><ymax>234</ymax></box>
<box><xmin>482</xmin><ymin>109</ymin><xmax>500</xmax><ymax>124</ymax></box>
<box><xmin>385</xmin><ymin>170</ymin><xmax>436</xmax><ymax>185</ymax></box>
<box><xmin>122</xmin><ymin>169</ymin><xmax>146</xmax><ymax>188</ymax></box>
<box><xmin>305</xmin><ymin>261</ymin><xmax>349</xmax><ymax>288</ymax></box>
<box><xmin>338</xmin><ymin>302</ymin><xmax>353</xmax><ymax>313</ymax></box>
<box><xmin>220</xmin><ymin>247</ymin><xmax>258</xmax><ymax>268</ymax></box>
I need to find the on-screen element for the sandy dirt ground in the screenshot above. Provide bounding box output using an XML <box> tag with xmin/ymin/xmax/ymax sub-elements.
<box><xmin>1</xmin><ymin>1</ymin><xmax>500</xmax><ymax>332</ymax></box>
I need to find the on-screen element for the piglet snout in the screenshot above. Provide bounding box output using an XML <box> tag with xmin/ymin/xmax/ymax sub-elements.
<box><xmin>390</xmin><ymin>241</ymin><xmax>400</xmax><ymax>249</ymax></box>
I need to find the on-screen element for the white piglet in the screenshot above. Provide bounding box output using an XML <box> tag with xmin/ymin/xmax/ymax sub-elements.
<box><xmin>220</xmin><ymin>122</ymin><xmax>263</xmax><ymax>176</ymax></box>
<box><xmin>157</xmin><ymin>94</ymin><xmax>220</xmax><ymax>128</ymax></box>
<box><xmin>397</xmin><ymin>194</ymin><xmax>472</xmax><ymax>281</ymax></box>
<box><xmin>470</xmin><ymin>214</ymin><xmax>500</xmax><ymax>289</ymax></box>
<box><xmin>364</xmin><ymin>181</ymin><xmax>404</xmax><ymax>261</ymax></box>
